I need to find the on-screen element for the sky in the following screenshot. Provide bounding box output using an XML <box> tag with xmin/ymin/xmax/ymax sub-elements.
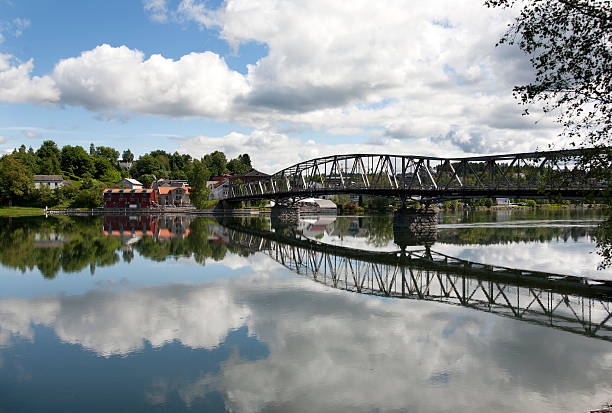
<box><xmin>0</xmin><ymin>0</ymin><xmax>568</xmax><ymax>173</ymax></box>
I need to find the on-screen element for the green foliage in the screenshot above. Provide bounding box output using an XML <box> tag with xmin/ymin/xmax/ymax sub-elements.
<box><xmin>203</xmin><ymin>151</ymin><xmax>228</xmax><ymax>177</ymax></box>
<box><xmin>36</xmin><ymin>140</ymin><xmax>62</xmax><ymax>174</ymax></box>
<box><xmin>485</xmin><ymin>0</ymin><xmax>611</xmax><ymax>149</ymax></box>
<box><xmin>594</xmin><ymin>213</ymin><xmax>612</xmax><ymax>269</ymax></box>
<box><xmin>122</xmin><ymin>149</ymin><xmax>134</xmax><ymax>163</ymax></box>
<box><xmin>227</xmin><ymin>153</ymin><xmax>252</xmax><ymax>174</ymax></box>
<box><xmin>2</xmin><ymin>139</ymin><xmax>254</xmax><ymax>208</ymax></box>
<box><xmin>139</xmin><ymin>174</ymin><xmax>156</xmax><ymax>189</ymax></box>
<box><xmin>94</xmin><ymin>146</ymin><xmax>120</xmax><ymax>164</ymax></box>
<box><xmin>71</xmin><ymin>178</ymin><xmax>105</xmax><ymax>208</ymax></box>
<box><xmin>366</xmin><ymin>196</ymin><xmax>390</xmax><ymax>211</ymax></box>
<box><xmin>0</xmin><ymin>155</ymin><xmax>33</xmax><ymax>206</ymax></box>
<box><xmin>189</xmin><ymin>159</ymin><xmax>212</xmax><ymax>209</ymax></box>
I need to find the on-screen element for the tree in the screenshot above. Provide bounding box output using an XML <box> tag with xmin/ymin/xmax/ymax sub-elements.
<box><xmin>227</xmin><ymin>153</ymin><xmax>252</xmax><ymax>174</ymax></box>
<box><xmin>95</xmin><ymin>146</ymin><xmax>120</xmax><ymax>164</ymax></box>
<box><xmin>485</xmin><ymin>0</ymin><xmax>611</xmax><ymax>149</ymax></box>
<box><xmin>36</xmin><ymin>140</ymin><xmax>62</xmax><ymax>175</ymax></box>
<box><xmin>60</xmin><ymin>145</ymin><xmax>94</xmax><ymax>177</ymax></box>
<box><xmin>122</xmin><ymin>149</ymin><xmax>134</xmax><ymax>163</ymax></box>
<box><xmin>203</xmin><ymin>151</ymin><xmax>228</xmax><ymax>177</ymax></box>
<box><xmin>189</xmin><ymin>159</ymin><xmax>212</xmax><ymax>209</ymax></box>
<box><xmin>0</xmin><ymin>155</ymin><xmax>32</xmax><ymax>206</ymax></box>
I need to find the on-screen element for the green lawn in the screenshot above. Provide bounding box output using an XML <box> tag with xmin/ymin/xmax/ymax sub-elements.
<box><xmin>0</xmin><ymin>207</ymin><xmax>46</xmax><ymax>217</ymax></box>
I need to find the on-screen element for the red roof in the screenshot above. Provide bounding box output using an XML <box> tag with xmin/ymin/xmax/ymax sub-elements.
<box><xmin>104</xmin><ymin>188</ymin><xmax>154</xmax><ymax>193</ymax></box>
<box><xmin>157</xmin><ymin>186</ymin><xmax>191</xmax><ymax>195</ymax></box>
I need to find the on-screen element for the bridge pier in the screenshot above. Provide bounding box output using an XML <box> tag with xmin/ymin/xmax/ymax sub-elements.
<box><xmin>271</xmin><ymin>204</ymin><xmax>300</xmax><ymax>225</ymax></box>
<box><xmin>393</xmin><ymin>207</ymin><xmax>438</xmax><ymax>248</ymax></box>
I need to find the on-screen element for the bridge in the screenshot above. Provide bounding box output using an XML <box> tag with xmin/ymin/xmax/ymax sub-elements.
<box><xmin>216</xmin><ymin>222</ymin><xmax>612</xmax><ymax>342</ymax></box>
<box><xmin>227</xmin><ymin>148</ymin><xmax>610</xmax><ymax>203</ymax></box>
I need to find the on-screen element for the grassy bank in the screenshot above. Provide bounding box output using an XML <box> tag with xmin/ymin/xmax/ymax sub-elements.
<box><xmin>0</xmin><ymin>207</ymin><xmax>45</xmax><ymax>217</ymax></box>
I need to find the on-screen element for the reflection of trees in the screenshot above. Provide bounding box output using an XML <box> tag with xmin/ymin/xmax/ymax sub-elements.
<box><xmin>364</xmin><ymin>215</ymin><xmax>394</xmax><ymax>247</ymax></box>
<box><xmin>0</xmin><ymin>216</ymin><xmax>122</xmax><ymax>278</ymax></box>
<box><xmin>0</xmin><ymin>216</ymin><xmax>247</xmax><ymax>278</ymax></box>
<box><xmin>438</xmin><ymin>226</ymin><xmax>589</xmax><ymax>245</ymax></box>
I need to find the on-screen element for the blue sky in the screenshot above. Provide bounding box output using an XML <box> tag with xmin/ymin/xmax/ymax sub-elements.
<box><xmin>0</xmin><ymin>0</ymin><xmax>562</xmax><ymax>172</ymax></box>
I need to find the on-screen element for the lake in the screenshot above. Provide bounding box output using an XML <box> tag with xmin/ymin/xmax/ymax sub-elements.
<box><xmin>0</xmin><ymin>209</ymin><xmax>610</xmax><ymax>412</ymax></box>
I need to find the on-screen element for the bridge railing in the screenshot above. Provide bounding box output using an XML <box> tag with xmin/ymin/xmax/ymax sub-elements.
<box><xmin>227</xmin><ymin>149</ymin><xmax>610</xmax><ymax>200</ymax></box>
<box><xmin>220</xmin><ymin>225</ymin><xmax>612</xmax><ymax>341</ymax></box>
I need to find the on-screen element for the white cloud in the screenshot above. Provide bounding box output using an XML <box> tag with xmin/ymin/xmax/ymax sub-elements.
<box><xmin>23</xmin><ymin>130</ymin><xmax>37</xmax><ymax>139</ymax></box>
<box><xmin>0</xmin><ymin>135</ymin><xmax>5</xmax><ymax>144</ymax></box>
<box><xmin>0</xmin><ymin>263</ymin><xmax>610</xmax><ymax>411</ymax></box>
<box><xmin>0</xmin><ymin>0</ymin><xmax>566</xmax><ymax>158</ymax></box>
<box><xmin>0</xmin><ymin>282</ymin><xmax>250</xmax><ymax>356</ymax></box>
<box><xmin>175</xmin><ymin>127</ymin><xmax>564</xmax><ymax>173</ymax></box>
<box><xmin>52</xmin><ymin>44</ymin><xmax>249</xmax><ymax>118</ymax></box>
<box><xmin>11</xmin><ymin>18</ymin><xmax>30</xmax><ymax>37</ymax></box>
<box><xmin>0</xmin><ymin>56</ymin><xmax>58</xmax><ymax>104</ymax></box>
<box><xmin>143</xmin><ymin>0</ymin><xmax>169</xmax><ymax>23</ymax></box>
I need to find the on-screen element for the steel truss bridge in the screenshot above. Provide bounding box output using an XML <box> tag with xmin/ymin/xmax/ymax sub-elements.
<box><xmin>219</xmin><ymin>223</ymin><xmax>612</xmax><ymax>341</ymax></box>
<box><xmin>227</xmin><ymin>148</ymin><xmax>610</xmax><ymax>202</ymax></box>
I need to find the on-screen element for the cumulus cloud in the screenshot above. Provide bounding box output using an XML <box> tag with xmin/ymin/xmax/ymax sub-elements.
<box><xmin>0</xmin><ymin>56</ymin><xmax>59</xmax><ymax>104</ymax></box>
<box><xmin>175</xmin><ymin>127</ymin><xmax>562</xmax><ymax>173</ymax></box>
<box><xmin>52</xmin><ymin>44</ymin><xmax>249</xmax><ymax>118</ymax></box>
<box><xmin>0</xmin><ymin>0</ymin><xmax>564</xmax><ymax>156</ymax></box>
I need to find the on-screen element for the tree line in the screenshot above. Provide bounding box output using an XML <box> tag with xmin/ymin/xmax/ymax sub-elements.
<box><xmin>0</xmin><ymin>140</ymin><xmax>253</xmax><ymax>208</ymax></box>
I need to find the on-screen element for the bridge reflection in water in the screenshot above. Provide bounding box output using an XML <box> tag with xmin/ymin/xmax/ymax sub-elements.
<box><xmin>218</xmin><ymin>222</ymin><xmax>612</xmax><ymax>342</ymax></box>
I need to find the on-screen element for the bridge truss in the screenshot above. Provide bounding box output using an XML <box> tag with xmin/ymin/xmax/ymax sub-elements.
<box><xmin>227</xmin><ymin>148</ymin><xmax>610</xmax><ymax>202</ymax></box>
<box><xmin>222</xmin><ymin>225</ymin><xmax>612</xmax><ymax>342</ymax></box>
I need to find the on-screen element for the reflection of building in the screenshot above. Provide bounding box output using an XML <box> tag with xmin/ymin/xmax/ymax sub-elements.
<box><xmin>103</xmin><ymin>215</ymin><xmax>193</xmax><ymax>241</ymax></box>
<box><xmin>104</xmin><ymin>189</ymin><xmax>156</xmax><ymax>208</ymax></box>
<box><xmin>34</xmin><ymin>175</ymin><xmax>66</xmax><ymax>189</ymax></box>
<box><xmin>297</xmin><ymin>198</ymin><xmax>337</xmax><ymax>214</ymax></box>
<box><xmin>33</xmin><ymin>233</ymin><xmax>73</xmax><ymax>248</ymax></box>
<box><xmin>297</xmin><ymin>216</ymin><xmax>337</xmax><ymax>238</ymax></box>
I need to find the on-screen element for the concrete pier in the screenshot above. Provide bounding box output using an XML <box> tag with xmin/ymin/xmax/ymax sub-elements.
<box><xmin>393</xmin><ymin>207</ymin><xmax>438</xmax><ymax>247</ymax></box>
<box><xmin>271</xmin><ymin>204</ymin><xmax>300</xmax><ymax>225</ymax></box>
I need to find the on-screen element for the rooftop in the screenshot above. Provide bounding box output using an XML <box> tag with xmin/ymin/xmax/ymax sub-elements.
<box><xmin>33</xmin><ymin>175</ymin><xmax>63</xmax><ymax>181</ymax></box>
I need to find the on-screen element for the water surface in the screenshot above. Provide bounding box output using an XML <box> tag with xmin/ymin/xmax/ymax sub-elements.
<box><xmin>0</xmin><ymin>210</ymin><xmax>610</xmax><ymax>412</ymax></box>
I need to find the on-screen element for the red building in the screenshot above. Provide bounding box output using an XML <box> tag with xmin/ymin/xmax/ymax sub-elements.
<box><xmin>104</xmin><ymin>188</ymin><xmax>157</xmax><ymax>208</ymax></box>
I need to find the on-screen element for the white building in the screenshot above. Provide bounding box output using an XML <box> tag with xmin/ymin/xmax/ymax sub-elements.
<box><xmin>116</xmin><ymin>178</ymin><xmax>143</xmax><ymax>189</ymax></box>
<box><xmin>207</xmin><ymin>179</ymin><xmax>230</xmax><ymax>200</ymax></box>
<box><xmin>33</xmin><ymin>175</ymin><xmax>65</xmax><ymax>189</ymax></box>
<box><xmin>495</xmin><ymin>197</ymin><xmax>511</xmax><ymax>206</ymax></box>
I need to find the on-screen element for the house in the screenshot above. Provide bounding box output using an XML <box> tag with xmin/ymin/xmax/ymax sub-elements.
<box><xmin>207</xmin><ymin>169</ymin><xmax>270</xmax><ymax>200</ymax></box>
<box><xmin>117</xmin><ymin>161</ymin><xmax>132</xmax><ymax>171</ymax></box>
<box><xmin>151</xmin><ymin>179</ymin><xmax>189</xmax><ymax>190</ymax></box>
<box><xmin>207</xmin><ymin>176</ymin><xmax>231</xmax><ymax>200</ymax></box>
<box><xmin>33</xmin><ymin>175</ymin><xmax>65</xmax><ymax>189</ymax></box>
<box><xmin>116</xmin><ymin>178</ymin><xmax>143</xmax><ymax>189</ymax></box>
<box><xmin>104</xmin><ymin>188</ymin><xmax>156</xmax><ymax>208</ymax></box>
<box><xmin>156</xmin><ymin>186</ymin><xmax>192</xmax><ymax>207</ymax></box>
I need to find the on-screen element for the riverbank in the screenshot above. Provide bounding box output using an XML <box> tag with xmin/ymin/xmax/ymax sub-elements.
<box><xmin>0</xmin><ymin>207</ymin><xmax>45</xmax><ymax>217</ymax></box>
<box><xmin>45</xmin><ymin>207</ymin><xmax>270</xmax><ymax>216</ymax></box>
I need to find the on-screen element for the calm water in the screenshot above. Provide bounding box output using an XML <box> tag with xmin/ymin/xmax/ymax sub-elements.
<box><xmin>0</xmin><ymin>210</ymin><xmax>610</xmax><ymax>412</ymax></box>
